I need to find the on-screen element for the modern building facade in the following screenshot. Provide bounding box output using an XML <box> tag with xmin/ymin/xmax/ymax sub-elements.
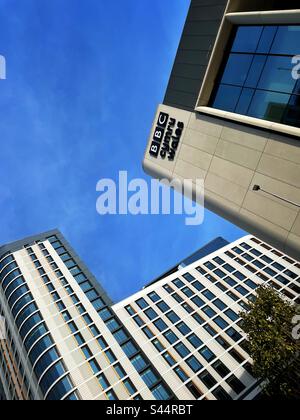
<box><xmin>143</xmin><ymin>0</ymin><xmax>300</xmax><ymax>260</ymax></box>
<box><xmin>114</xmin><ymin>235</ymin><xmax>300</xmax><ymax>400</ymax></box>
<box><xmin>0</xmin><ymin>230</ymin><xmax>174</xmax><ymax>401</ymax></box>
<box><xmin>0</xmin><ymin>230</ymin><xmax>299</xmax><ymax>400</ymax></box>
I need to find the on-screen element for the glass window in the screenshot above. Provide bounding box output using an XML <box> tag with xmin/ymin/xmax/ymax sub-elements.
<box><xmin>133</xmin><ymin>315</ymin><xmax>145</xmax><ymax>327</ymax></box>
<box><xmin>173</xmin><ymin>278</ymin><xmax>185</xmax><ymax>289</ymax></box>
<box><xmin>193</xmin><ymin>313</ymin><xmax>205</xmax><ymax>326</ymax></box>
<box><xmin>182</xmin><ymin>302</ymin><xmax>194</xmax><ymax>314</ymax></box>
<box><xmin>199</xmin><ymin>371</ymin><xmax>217</xmax><ymax>390</ymax></box>
<box><xmin>183</xmin><ymin>273</ymin><xmax>195</xmax><ymax>282</ymax></box>
<box><xmin>148</xmin><ymin>291</ymin><xmax>161</xmax><ymax>303</ymax></box>
<box><xmin>176</xmin><ymin>322</ymin><xmax>191</xmax><ymax>336</ymax></box>
<box><xmin>140</xmin><ymin>368</ymin><xmax>159</xmax><ymax>388</ymax></box>
<box><xmin>204</xmin><ymin>324</ymin><xmax>217</xmax><ymax>337</ymax></box>
<box><xmin>213</xmin><ymin>299</ymin><xmax>226</xmax><ymax>311</ymax></box>
<box><xmin>156</xmin><ymin>301</ymin><xmax>170</xmax><ymax>313</ymax></box>
<box><xmin>89</xmin><ymin>359</ymin><xmax>101</xmax><ymax>375</ymax></box>
<box><xmin>24</xmin><ymin>322</ymin><xmax>48</xmax><ymax>352</ymax></box>
<box><xmin>192</xmin><ymin>296</ymin><xmax>205</xmax><ymax>308</ymax></box>
<box><xmin>105</xmin><ymin>349</ymin><xmax>117</xmax><ymax>364</ymax></box>
<box><xmin>82</xmin><ymin>345</ymin><xmax>93</xmax><ymax>360</ymax></box>
<box><xmin>216</xmin><ymin>336</ymin><xmax>230</xmax><ymax>350</ymax></box>
<box><xmin>99</xmin><ymin>307</ymin><xmax>113</xmax><ymax>322</ymax></box>
<box><xmin>34</xmin><ymin>347</ymin><xmax>60</xmax><ymax>380</ymax></box>
<box><xmin>174</xmin><ymin>343</ymin><xmax>190</xmax><ymax>358</ymax></box>
<box><xmin>131</xmin><ymin>354</ymin><xmax>148</xmax><ymax>372</ymax></box>
<box><xmin>226</xmin><ymin>328</ymin><xmax>243</xmax><ymax>342</ymax></box>
<box><xmin>153</xmin><ymin>319</ymin><xmax>168</xmax><ymax>332</ymax></box>
<box><xmin>225</xmin><ymin>309</ymin><xmax>239</xmax><ymax>322</ymax></box>
<box><xmin>74</xmin><ymin>273</ymin><xmax>87</xmax><ymax>284</ymax></box>
<box><xmin>199</xmin><ymin>346</ymin><xmax>216</xmax><ymax>363</ymax></box>
<box><xmin>214</xmin><ymin>316</ymin><xmax>229</xmax><ymax>330</ymax></box>
<box><xmin>162</xmin><ymin>352</ymin><xmax>176</xmax><ymax>367</ymax></box>
<box><xmin>106</xmin><ymin>390</ymin><xmax>118</xmax><ymax>400</ymax></box>
<box><xmin>212</xmin><ymin>360</ymin><xmax>230</xmax><ymax>378</ymax></box>
<box><xmin>45</xmin><ymin>375</ymin><xmax>73</xmax><ymax>401</ymax></box>
<box><xmin>98</xmin><ymin>336</ymin><xmax>108</xmax><ymax>350</ymax></box>
<box><xmin>186</xmin><ymin>356</ymin><xmax>203</xmax><ymax>373</ymax></box>
<box><xmin>83</xmin><ymin>314</ymin><xmax>93</xmax><ymax>326</ymax></box>
<box><xmin>187</xmin><ymin>382</ymin><xmax>203</xmax><ymax>399</ymax></box>
<box><xmin>236</xmin><ymin>285</ymin><xmax>249</xmax><ymax>296</ymax></box>
<box><xmin>105</xmin><ymin>318</ymin><xmax>120</xmax><ymax>332</ymax></box>
<box><xmin>211</xmin><ymin>25</ymin><xmax>300</xmax><ymax>127</ymax></box>
<box><xmin>226</xmin><ymin>375</ymin><xmax>246</xmax><ymax>395</ymax></box>
<box><xmin>98</xmin><ymin>374</ymin><xmax>110</xmax><ymax>391</ymax></box>
<box><xmin>212</xmin><ymin>386</ymin><xmax>233</xmax><ymax>401</ymax></box>
<box><xmin>144</xmin><ymin>307</ymin><xmax>158</xmax><ymax>321</ymax></box>
<box><xmin>151</xmin><ymin>384</ymin><xmax>172</xmax><ymax>401</ymax></box>
<box><xmin>125</xmin><ymin>305</ymin><xmax>135</xmax><ymax>316</ymax></box>
<box><xmin>136</xmin><ymin>298</ymin><xmax>149</xmax><ymax>310</ymax></box>
<box><xmin>215</xmin><ymin>269</ymin><xmax>226</xmax><ymax>279</ymax></box>
<box><xmin>92</xmin><ymin>297</ymin><xmax>105</xmax><ymax>311</ymax></box>
<box><xmin>192</xmin><ymin>281</ymin><xmax>205</xmax><ymax>292</ymax></box>
<box><xmin>39</xmin><ymin>361</ymin><xmax>66</xmax><ymax>395</ymax></box>
<box><xmin>182</xmin><ymin>287</ymin><xmax>194</xmax><ymax>298</ymax></box>
<box><xmin>121</xmin><ymin>341</ymin><xmax>138</xmax><ymax>358</ymax></box>
<box><xmin>152</xmin><ymin>339</ymin><xmax>165</xmax><ymax>353</ymax></box>
<box><xmin>85</xmin><ymin>290</ymin><xmax>99</xmax><ymax>302</ymax></box>
<box><xmin>187</xmin><ymin>334</ymin><xmax>203</xmax><ymax>349</ymax></box>
<box><xmin>172</xmin><ymin>293</ymin><xmax>184</xmax><ymax>304</ymax></box>
<box><xmin>175</xmin><ymin>367</ymin><xmax>189</xmax><ymax>382</ymax></box>
<box><xmin>29</xmin><ymin>335</ymin><xmax>54</xmax><ymax>366</ymax></box>
<box><xmin>113</xmin><ymin>328</ymin><xmax>129</xmax><ymax>344</ymax></box>
<box><xmin>142</xmin><ymin>326</ymin><xmax>154</xmax><ymax>339</ymax></box>
<box><xmin>166</xmin><ymin>311</ymin><xmax>180</xmax><ymax>324</ymax></box>
<box><xmin>74</xmin><ymin>333</ymin><xmax>85</xmax><ymax>346</ymax></box>
<box><xmin>123</xmin><ymin>378</ymin><xmax>137</xmax><ymax>396</ymax></box>
<box><xmin>203</xmin><ymin>290</ymin><xmax>216</xmax><ymax>301</ymax></box>
<box><xmin>164</xmin><ymin>330</ymin><xmax>179</xmax><ymax>345</ymax></box>
<box><xmin>114</xmin><ymin>363</ymin><xmax>126</xmax><ymax>379</ymax></box>
<box><xmin>202</xmin><ymin>306</ymin><xmax>217</xmax><ymax>319</ymax></box>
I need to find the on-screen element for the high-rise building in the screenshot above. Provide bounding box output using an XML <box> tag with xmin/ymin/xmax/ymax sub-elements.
<box><xmin>142</xmin><ymin>0</ymin><xmax>300</xmax><ymax>261</ymax></box>
<box><xmin>114</xmin><ymin>235</ymin><xmax>300</xmax><ymax>400</ymax></box>
<box><xmin>1</xmin><ymin>230</ymin><xmax>299</xmax><ymax>400</ymax></box>
<box><xmin>0</xmin><ymin>230</ymin><xmax>174</xmax><ymax>401</ymax></box>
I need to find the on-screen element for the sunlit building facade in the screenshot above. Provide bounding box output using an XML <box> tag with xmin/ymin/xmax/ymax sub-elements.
<box><xmin>143</xmin><ymin>0</ymin><xmax>300</xmax><ymax>261</ymax></box>
<box><xmin>114</xmin><ymin>235</ymin><xmax>300</xmax><ymax>400</ymax></box>
<box><xmin>0</xmin><ymin>230</ymin><xmax>173</xmax><ymax>401</ymax></box>
<box><xmin>0</xmin><ymin>231</ymin><xmax>299</xmax><ymax>400</ymax></box>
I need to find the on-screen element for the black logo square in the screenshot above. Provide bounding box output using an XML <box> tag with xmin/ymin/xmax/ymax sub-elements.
<box><xmin>157</xmin><ymin>112</ymin><xmax>169</xmax><ymax>128</ymax></box>
<box><xmin>149</xmin><ymin>141</ymin><xmax>161</xmax><ymax>158</ymax></box>
<box><xmin>153</xmin><ymin>126</ymin><xmax>165</xmax><ymax>143</ymax></box>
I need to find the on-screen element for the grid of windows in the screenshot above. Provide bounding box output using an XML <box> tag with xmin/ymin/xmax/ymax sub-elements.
<box><xmin>211</xmin><ymin>25</ymin><xmax>300</xmax><ymax>127</ymax></box>
<box><xmin>119</xmin><ymin>236</ymin><xmax>300</xmax><ymax>400</ymax></box>
<box><xmin>1</xmin><ymin>233</ymin><xmax>299</xmax><ymax>401</ymax></box>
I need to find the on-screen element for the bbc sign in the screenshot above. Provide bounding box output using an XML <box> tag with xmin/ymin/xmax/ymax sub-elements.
<box><xmin>149</xmin><ymin>112</ymin><xmax>184</xmax><ymax>162</ymax></box>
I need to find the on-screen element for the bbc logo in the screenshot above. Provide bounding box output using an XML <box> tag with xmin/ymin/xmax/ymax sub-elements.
<box><xmin>149</xmin><ymin>112</ymin><xmax>169</xmax><ymax>158</ymax></box>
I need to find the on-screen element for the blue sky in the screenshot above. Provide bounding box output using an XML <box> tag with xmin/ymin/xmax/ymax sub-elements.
<box><xmin>0</xmin><ymin>0</ymin><xmax>245</xmax><ymax>302</ymax></box>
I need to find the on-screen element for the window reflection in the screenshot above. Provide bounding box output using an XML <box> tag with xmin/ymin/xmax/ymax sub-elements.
<box><xmin>211</xmin><ymin>25</ymin><xmax>300</xmax><ymax>127</ymax></box>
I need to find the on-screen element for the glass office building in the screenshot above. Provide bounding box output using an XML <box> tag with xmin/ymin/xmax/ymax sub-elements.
<box><xmin>1</xmin><ymin>230</ymin><xmax>299</xmax><ymax>400</ymax></box>
<box><xmin>211</xmin><ymin>25</ymin><xmax>300</xmax><ymax>127</ymax></box>
<box><xmin>0</xmin><ymin>230</ymin><xmax>173</xmax><ymax>401</ymax></box>
<box><xmin>143</xmin><ymin>0</ymin><xmax>300</xmax><ymax>261</ymax></box>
